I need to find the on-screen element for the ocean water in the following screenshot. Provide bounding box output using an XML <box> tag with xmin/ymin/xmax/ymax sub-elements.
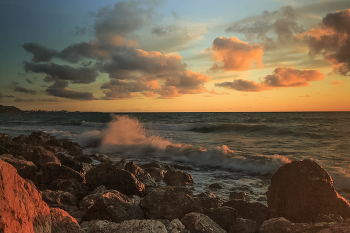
<box><xmin>1</xmin><ymin>111</ymin><xmax>350</xmax><ymax>202</ymax></box>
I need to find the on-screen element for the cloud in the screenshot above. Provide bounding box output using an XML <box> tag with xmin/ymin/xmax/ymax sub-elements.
<box><xmin>215</xmin><ymin>67</ymin><xmax>324</xmax><ymax>92</ymax></box>
<box><xmin>24</xmin><ymin>62</ymin><xmax>98</xmax><ymax>84</ymax></box>
<box><xmin>14</xmin><ymin>98</ymin><xmax>36</xmax><ymax>102</ymax></box>
<box><xmin>45</xmin><ymin>80</ymin><xmax>96</xmax><ymax>100</ymax></box>
<box><xmin>12</xmin><ymin>84</ymin><xmax>36</xmax><ymax>95</ymax></box>
<box><xmin>0</xmin><ymin>93</ymin><xmax>15</xmax><ymax>99</ymax></box>
<box><xmin>37</xmin><ymin>98</ymin><xmax>59</xmax><ymax>102</ymax></box>
<box><xmin>210</xmin><ymin>36</ymin><xmax>263</xmax><ymax>71</ymax></box>
<box><xmin>26</xmin><ymin>78</ymin><xmax>33</xmax><ymax>84</ymax></box>
<box><xmin>22</xmin><ymin>43</ymin><xmax>58</xmax><ymax>62</ymax></box>
<box><xmin>225</xmin><ymin>6</ymin><xmax>304</xmax><ymax>47</ymax></box>
<box><xmin>297</xmin><ymin>9</ymin><xmax>350</xmax><ymax>75</ymax></box>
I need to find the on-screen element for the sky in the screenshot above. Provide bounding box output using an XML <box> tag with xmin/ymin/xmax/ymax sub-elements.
<box><xmin>0</xmin><ymin>0</ymin><xmax>350</xmax><ymax>112</ymax></box>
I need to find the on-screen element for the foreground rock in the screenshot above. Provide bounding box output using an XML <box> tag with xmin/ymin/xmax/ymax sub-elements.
<box><xmin>204</xmin><ymin>206</ymin><xmax>236</xmax><ymax>231</ymax></box>
<box><xmin>0</xmin><ymin>159</ymin><xmax>52</xmax><ymax>233</ymax></box>
<box><xmin>164</xmin><ymin>170</ymin><xmax>194</xmax><ymax>186</ymax></box>
<box><xmin>140</xmin><ymin>186</ymin><xmax>202</xmax><ymax>220</ymax></box>
<box><xmin>181</xmin><ymin>212</ymin><xmax>226</xmax><ymax>233</ymax></box>
<box><xmin>50</xmin><ymin>208</ymin><xmax>83</xmax><ymax>233</ymax></box>
<box><xmin>267</xmin><ymin>159</ymin><xmax>350</xmax><ymax>223</ymax></box>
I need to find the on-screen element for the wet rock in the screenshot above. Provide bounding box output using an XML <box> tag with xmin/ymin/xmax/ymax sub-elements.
<box><xmin>42</xmin><ymin>162</ymin><xmax>84</xmax><ymax>184</ymax></box>
<box><xmin>223</xmin><ymin>200</ymin><xmax>268</xmax><ymax>226</ymax></box>
<box><xmin>204</xmin><ymin>206</ymin><xmax>236</xmax><ymax>231</ymax></box>
<box><xmin>232</xmin><ymin>218</ymin><xmax>258</xmax><ymax>233</ymax></box>
<box><xmin>229</xmin><ymin>192</ymin><xmax>248</xmax><ymax>201</ymax></box>
<box><xmin>0</xmin><ymin>154</ymin><xmax>38</xmax><ymax>181</ymax></box>
<box><xmin>54</xmin><ymin>179</ymin><xmax>90</xmax><ymax>199</ymax></box>
<box><xmin>50</xmin><ymin>207</ymin><xmax>83</xmax><ymax>233</ymax></box>
<box><xmin>140</xmin><ymin>186</ymin><xmax>202</xmax><ymax>220</ymax></box>
<box><xmin>209</xmin><ymin>183</ymin><xmax>223</xmax><ymax>189</ymax></box>
<box><xmin>141</xmin><ymin>161</ymin><xmax>165</xmax><ymax>169</ymax></box>
<box><xmin>195</xmin><ymin>192</ymin><xmax>224</xmax><ymax>209</ymax></box>
<box><xmin>82</xmin><ymin>189</ymin><xmax>144</xmax><ymax>223</ymax></box>
<box><xmin>0</xmin><ymin>159</ymin><xmax>52</xmax><ymax>233</ymax></box>
<box><xmin>88</xmin><ymin>153</ymin><xmax>113</xmax><ymax>164</ymax></box>
<box><xmin>85</xmin><ymin>163</ymin><xmax>145</xmax><ymax>196</ymax></box>
<box><xmin>267</xmin><ymin>159</ymin><xmax>350</xmax><ymax>223</ymax></box>
<box><xmin>125</xmin><ymin>161</ymin><xmax>156</xmax><ymax>187</ymax></box>
<box><xmin>42</xmin><ymin>189</ymin><xmax>78</xmax><ymax>206</ymax></box>
<box><xmin>181</xmin><ymin>212</ymin><xmax>226</xmax><ymax>233</ymax></box>
<box><xmin>144</xmin><ymin>167</ymin><xmax>165</xmax><ymax>181</ymax></box>
<box><xmin>163</xmin><ymin>170</ymin><xmax>194</xmax><ymax>186</ymax></box>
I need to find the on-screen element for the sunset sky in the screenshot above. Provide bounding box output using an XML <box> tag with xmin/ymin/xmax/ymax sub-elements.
<box><xmin>0</xmin><ymin>0</ymin><xmax>349</xmax><ymax>112</ymax></box>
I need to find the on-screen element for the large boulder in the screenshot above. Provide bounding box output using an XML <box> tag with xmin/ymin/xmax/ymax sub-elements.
<box><xmin>0</xmin><ymin>159</ymin><xmax>52</xmax><ymax>233</ymax></box>
<box><xmin>0</xmin><ymin>154</ymin><xmax>38</xmax><ymax>181</ymax></box>
<box><xmin>82</xmin><ymin>190</ymin><xmax>144</xmax><ymax>223</ymax></box>
<box><xmin>140</xmin><ymin>186</ymin><xmax>202</xmax><ymax>220</ymax></box>
<box><xmin>32</xmin><ymin>146</ymin><xmax>61</xmax><ymax>168</ymax></box>
<box><xmin>125</xmin><ymin>161</ymin><xmax>156</xmax><ymax>187</ymax></box>
<box><xmin>267</xmin><ymin>159</ymin><xmax>350</xmax><ymax>223</ymax></box>
<box><xmin>42</xmin><ymin>162</ymin><xmax>84</xmax><ymax>185</ymax></box>
<box><xmin>85</xmin><ymin>163</ymin><xmax>145</xmax><ymax>196</ymax></box>
<box><xmin>50</xmin><ymin>207</ymin><xmax>83</xmax><ymax>233</ymax></box>
<box><xmin>163</xmin><ymin>170</ymin><xmax>194</xmax><ymax>186</ymax></box>
<box><xmin>181</xmin><ymin>212</ymin><xmax>226</xmax><ymax>233</ymax></box>
<box><xmin>144</xmin><ymin>167</ymin><xmax>165</xmax><ymax>181</ymax></box>
<box><xmin>204</xmin><ymin>206</ymin><xmax>236</xmax><ymax>231</ymax></box>
<box><xmin>195</xmin><ymin>192</ymin><xmax>223</xmax><ymax>209</ymax></box>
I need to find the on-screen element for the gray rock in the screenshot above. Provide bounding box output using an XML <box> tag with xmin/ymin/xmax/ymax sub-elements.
<box><xmin>181</xmin><ymin>212</ymin><xmax>226</xmax><ymax>233</ymax></box>
<box><xmin>167</xmin><ymin>219</ymin><xmax>188</xmax><ymax>233</ymax></box>
<box><xmin>144</xmin><ymin>167</ymin><xmax>165</xmax><ymax>181</ymax></box>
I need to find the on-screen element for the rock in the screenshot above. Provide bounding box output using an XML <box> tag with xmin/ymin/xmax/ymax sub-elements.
<box><xmin>54</xmin><ymin>179</ymin><xmax>90</xmax><ymax>199</ymax></box>
<box><xmin>55</xmin><ymin>153</ymin><xmax>84</xmax><ymax>173</ymax></box>
<box><xmin>140</xmin><ymin>186</ymin><xmax>202</xmax><ymax>220</ymax></box>
<box><xmin>46</xmin><ymin>138</ymin><xmax>84</xmax><ymax>157</ymax></box>
<box><xmin>167</xmin><ymin>219</ymin><xmax>188</xmax><ymax>233</ymax></box>
<box><xmin>50</xmin><ymin>207</ymin><xmax>83</xmax><ymax>233</ymax></box>
<box><xmin>85</xmin><ymin>220</ymin><xmax>120</xmax><ymax>233</ymax></box>
<box><xmin>258</xmin><ymin>217</ymin><xmax>308</xmax><ymax>233</ymax></box>
<box><xmin>79</xmin><ymin>186</ymin><xmax>108</xmax><ymax>211</ymax></box>
<box><xmin>87</xmin><ymin>219</ymin><xmax>167</xmax><ymax>233</ymax></box>
<box><xmin>164</xmin><ymin>170</ymin><xmax>193</xmax><ymax>186</ymax></box>
<box><xmin>140</xmin><ymin>161</ymin><xmax>165</xmax><ymax>169</ymax></box>
<box><xmin>42</xmin><ymin>189</ymin><xmax>78</xmax><ymax>206</ymax></box>
<box><xmin>267</xmin><ymin>159</ymin><xmax>350</xmax><ymax>223</ymax></box>
<box><xmin>144</xmin><ymin>167</ymin><xmax>165</xmax><ymax>181</ymax></box>
<box><xmin>0</xmin><ymin>154</ymin><xmax>38</xmax><ymax>181</ymax></box>
<box><xmin>0</xmin><ymin>159</ymin><xmax>52</xmax><ymax>233</ymax></box>
<box><xmin>115</xmin><ymin>158</ymin><xmax>126</xmax><ymax>169</ymax></box>
<box><xmin>195</xmin><ymin>192</ymin><xmax>224</xmax><ymax>209</ymax></box>
<box><xmin>28</xmin><ymin>131</ymin><xmax>54</xmax><ymax>144</ymax></box>
<box><xmin>181</xmin><ymin>212</ymin><xmax>226</xmax><ymax>233</ymax></box>
<box><xmin>32</xmin><ymin>146</ymin><xmax>61</xmax><ymax>168</ymax></box>
<box><xmin>125</xmin><ymin>161</ymin><xmax>156</xmax><ymax>187</ymax></box>
<box><xmin>229</xmin><ymin>192</ymin><xmax>248</xmax><ymax>201</ymax></box>
<box><xmin>82</xmin><ymin>189</ymin><xmax>144</xmax><ymax>223</ymax></box>
<box><xmin>42</xmin><ymin>162</ymin><xmax>84</xmax><ymax>184</ymax></box>
<box><xmin>85</xmin><ymin>163</ymin><xmax>145</xmax><ymax>196</ymax></box>
<box><xmin>232</xmin><ymin>218</ymin><xmax>258</xmax><ymax>233</ymax></box>
<box><xmin>204</xmin><ymin>206</ymin><xmax>236</xmax><ymax>231</ymax></box>
<box><xmin>223</xmin><ymin>200</ymin><xmax>268</xmax><ymax>226</ymax></box>
<box><xmin>209</xmin><ymin>183</ymin><xmax>223</xmax><ymax>189</ymax></box>
<box><xmin>129</xmin><ymin>195</ymin><xmax>142</xmax><ymax>205</ymax></box>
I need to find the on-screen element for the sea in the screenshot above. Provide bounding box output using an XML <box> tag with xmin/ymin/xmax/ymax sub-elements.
<box><xmin>1</xmin><ymin>111</ymin><xmax>350</xmax><ymax>203</ymax></box>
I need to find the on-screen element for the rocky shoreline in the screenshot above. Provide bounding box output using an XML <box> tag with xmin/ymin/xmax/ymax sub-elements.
<box><xmin>1</xmin><ymin>131</ymin><xmax>350</xmax><ymax>233</ymax></box>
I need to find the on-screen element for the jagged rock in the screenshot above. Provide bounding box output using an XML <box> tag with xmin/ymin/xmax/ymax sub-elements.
<box><xmin>140</xmin><ymin>186</ymin><xmax>202</xmax><ymax>220</ymax></box>
<box><xmin>84</xmin><ymin>220</ymin><xmax>120</xmax><ymax>233</ymax></box>
<box><xmin>54</xmin><ymin>179</ymin><xmax>89</xmax><ymax>199</ymax></box>
<box><xmin>46</xmin><ymin>138</ymin><xmax>84</xmax><ymax>157</ymax></box>
<box><xmin>209</xmin><ymin>183</ymin><xmax>223</xmax><ymax>189</ymax></box>
<box><xmin>229</xmin><ymin>192</ymin><xmax>248</xmax><ymax>201</ymax></box>
<box><xmin>0</xmin><ymin>159</ymin><xmax>52</xmax><ymax>233</ymax></box>
<box><xmin>86</xmin><ymin>219</ymin><xmax>167</xmax><ymax>233</ymax></box>
<box><xmin>167</xmin><ymin>219</ymin><xmax>188</xmax><ymax>233</ymax></box>
<box><xmin>195</xmin><ymin>192</ymin><xmax>224</xmax><ymax>209</ymax></box>
<box><xmin>144</xmin><ymin>167</ymin><xmax>165</xmax><ymax>181</ymax></box>
<box><xmin>232</xmin><ymin>218</ymin><xmax>258</xmax><ymax>233</ymax></box>
<box><xmin>42</xmin><ymin>189</ymin><xmax>78</xmax><ymax>206</ymax></box>
<box><xmin>31</xmin><ymin>146</ymin><xmax>61</xmax><ymax>168</ymax></box>
<box><xmin>164</xmin><ymin>170</ymin><xmax>193</xmax><ymax>186</ymax></box>
<box><xmin>0</xmin><ymin>154</ymin><xmax>37</xmax><ymax>181</ymax></box>
<box><xmin>42</xmin><ymin>162</ymin><xmax>84</xmax><ymax>184</ymax></box>
<box><xmin>79</xmin><ymin>186</ymin><xmax>108</xmax><ymax>211</ymax></box>
<box><xmin>85</xmin><ymin>163</ymin><xmax>145</xmax><ymax>196</ymax></box>
<box><xmin>258</xmin><ymin>217</ymin><xmax>309</xmax><ymax>233</ymax></box>
<box><xmin>223</xmin><ymin>200</ymin><xmax>268</xmax><ymax>226</ymax></box>
<box><xmin>125</xmin><ymin>161</ymin><xmax>156</xmax><ymax>187</ymax></box>
<box><xmin>50</xmin><ymin>207</ymin><xmax>83</xmax><ymax>233</ymax></box>
<box><xmin>55</xmin><ymin>153</ymin><xmax>84</xmax><ymax>173</ymax></box>
<box><xmin>267</xmin><ymin>159</ymin><xmax>350</xmax><ymax>223</ymax></box>
<box><xmin>28</xmin><ymin>131</ymin><xmax>54</xmax><ymax>144</ymax></box>
<box><xmin>204</xmin><ymin>206</ymin><xmax>236</xmax><ymax>231</ymax></box>
<box><xmin>82</xmin><ymin>190</ymin><xmax>144</xmax><ymax>223</ymax></box>
<box><xmin>181</xmin><ymin>212</ymin><xmax>226</xmax><ymax>233</ymax></box>
<box><xmin>140</xmin><ymin>161</ymin><xmax>165</xmax><ymax>169</ymax></box>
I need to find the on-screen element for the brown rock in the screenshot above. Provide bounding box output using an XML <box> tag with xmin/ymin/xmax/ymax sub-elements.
<box><xmin>0</xmin><ymin>154</ymin><xmax>38</xmax><ymax>181</ymax></box>
<box><xmin>42</xmin><ymin>189</ymin><xmax>78</xmax><ymax>206</ymax></box>
<box><xmin>231</xmin><ymin>218</ymin><xmax>258</xmax><ymax>233</ymax></box>
<box><xmin>229</xmin><ymin>192</ymin><xmax>248</xmax><ymax>201</ymax></box>
<box><xmin>144</xmin><ymin>167</ymin><xmax>165</xmax><ymax>181</ymax></box>
<box><xmin>140</xmin><ymin>186</ymin><xmax>202</xmax><ymax>220</ymax></box>
<box><xmin>55</xmin><ymin>153</ymin><xmax>84</xmax><ymax>173</ymax></box>
<box><xmin>209</xmin><ymin>183</ymin><xmax>223</xmax><ymax>189</ymax></box>
<box><xmin>54</xmin><ymin>179</ymin><xmax>89</xmax><ymax>199</ymax></box>
<box><xmin>32</xmin><ymin>146</ymin><xmax>61</xmax><ymax>168</ymax></box>
<box><xmin>181</xmin><ymin>212</ymin><xmax>226</xmax><ymax>233</ymax></box>
<box><xmin>0</xmin><ymin>159</ymin><xmax>52</xmax><ymax>233</ymax></box>
<box><xmin>164</xmin><ymin>170</ymin><xmax>193</xmax><ymax>186</ymax></box>
<box><xmin>140</xmin><ymin>161</ymin><xmax>165</xmax><ymax>169</ymax></box>
<box><xmin>50</xmin><ymin>207</ymin><xmax>83</xmax><ymax>233</ymax></box>
<box><xmin>195</xmin><ymin>192</ymin><xmax>223</xmax><ymax>209</ymax></box>
<box><xmin>85</xmin><ymin>163</ymin><xmax>145</xmax><ymax>196</ymax></box>
<box><xmin>267</xmin><ymin>159</ymin><xmax>350</xmax><ymax>223</ymax></box>
<box><xmin>204</xmin><ymin>206</ymin><xmax>236</xmax><ymax>231</ymax></box>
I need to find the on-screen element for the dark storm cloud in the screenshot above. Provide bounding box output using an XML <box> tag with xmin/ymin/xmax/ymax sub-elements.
<box><xmin>215</xmin><ymin>67</ymin><xmax>324</xmax><ymax>92</ymax></box>
<box><xmin>45</xmin><ymin>80</ymin><xmax>96</xmax><ymax>100</ymax></box>
<box><xmin>299</xmin><ymin>9</ymin><xmax>350</xmax><ymax>75</ymax></box>
<box><xmin>22</xmin><ymin>43</ymin><xmax>58</xmax><ymax>62</ymax></box>
<box><xmin>24</xmin><ymin>62</ymin><xmax>98</xmax><ymax>84</ymax></box>
<box><xmin>226</xmin><ymin>6</ymin><xmax>303</xmax><ymax>46</ymax></box>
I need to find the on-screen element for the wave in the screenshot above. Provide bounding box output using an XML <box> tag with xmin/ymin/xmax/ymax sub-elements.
<box><xmin>189</xmin><ymin>123</ymin><xmax>271</xmax><ymax>133</ymax></box>
<box><xmin>78</xmin><ymin>115</ymin><xmax>290</xmax><ymax>176</ymax></box>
